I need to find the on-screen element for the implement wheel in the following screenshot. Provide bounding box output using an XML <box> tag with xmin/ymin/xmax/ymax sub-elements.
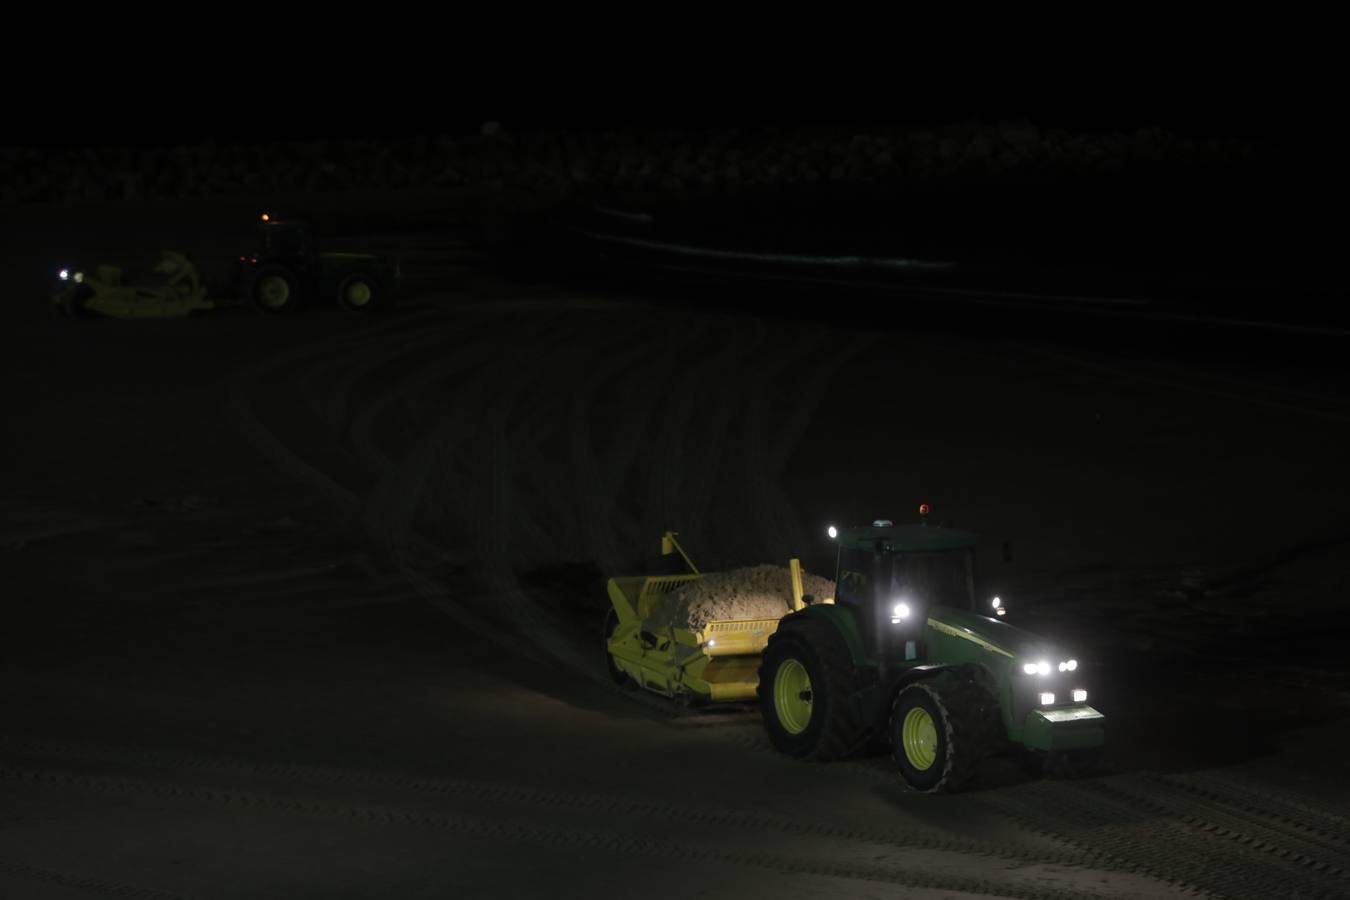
<box><xmin>758</xmin><ymin>618</ymin><xmax>867</xmax><ymax>760</ymax></box>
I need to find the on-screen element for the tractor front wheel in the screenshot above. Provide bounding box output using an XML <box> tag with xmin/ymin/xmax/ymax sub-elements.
<box><xmin>336</xmin><ymin>273</ymin><xmax>388</xmax><ymax>314</ymax></box>
<box><xmin>891</xmin><ymin>675</ymin><xmax>998</xmax><ymax>793</ymax></box>
<box><xmin>758</xmin><ymin>619</ymin><xmax>867</xmax><ymax>760</ymax></box>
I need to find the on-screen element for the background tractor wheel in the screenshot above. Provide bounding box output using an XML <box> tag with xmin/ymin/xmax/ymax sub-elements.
<box><xmin>336</xmin><ymin>274</ymin><xmax>387</xmax><ymax>313</ymax></box>
<box><xmin>250</xmin><ymin>266</ymin><xmax>304</xmax><ymax>315</ymax></box>
<box><xmin>891</xmin><ymin>674</ymin><xmax>1000</xmax><ymax>793</ymax></box>
<box><xmin>602</xmin><ymin>607</ymin><xmax>631</xmax><ymax>686</ymax></box>
<box><xmin>758</xmin><ymin>618</ymin><xmax>868</xmax><ymax>760</ymax></box>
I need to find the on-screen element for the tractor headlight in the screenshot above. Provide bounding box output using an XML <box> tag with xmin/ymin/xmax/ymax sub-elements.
<box><xmin>1022</xmin><ymin>662</ymin><xmax>1038</xmax><ymax>675</ymax></box>
<box><xmin>1058</xmin><ymin>659</ymin><xmax>1078</xmax><ymax>672</ymax></box>
<box><xmin>1073</xmin><ymin>689</ymin><xmax>1087</xmax><ymax>703</ymax></box>
<box><xmin>891</xmin><ymin>602</ymin><xmax>911</xmax><ymax>623</ymax></box>
<box><xmin>1039</xmin><ymin>692</ymin><xmax>1055</xmax><ymax>706</ymax></box>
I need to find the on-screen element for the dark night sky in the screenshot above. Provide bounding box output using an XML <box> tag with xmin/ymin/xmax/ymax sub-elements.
<box><xmin>8</xmin><ymin>23</ymin><xmax>1339</xmax><ymax>149</ymax></box>
<box><xmin>16</xmin><ymin>84</ymin><xmax>1334</xmax><ymax>149</ymax></box>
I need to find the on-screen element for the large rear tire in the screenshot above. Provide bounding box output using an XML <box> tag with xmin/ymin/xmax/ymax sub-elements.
<box><xmin>891</xmin><ymin>673</ymin><xmax>1000</xmax><ymax>793</ymax></box>
<box><xmin>250</xmin><ymin>265</ymin><xmax>305</xmax><ymax>315</ymax></box>
<box><xmin>758</xmin><ymin>618</ymin><xmax>868</xmax><ymax>761</ymax></box>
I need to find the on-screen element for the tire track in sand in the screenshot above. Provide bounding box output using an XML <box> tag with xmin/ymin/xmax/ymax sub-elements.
<box><xmin>0</xmin><ymin>763</ymin><xmax>1172</xmax><ymax>900</ymax></box>
<box><xmin>973</xmin><ymin>773</ymin><xmax>1348</xmax><ymax>900</ymax></box>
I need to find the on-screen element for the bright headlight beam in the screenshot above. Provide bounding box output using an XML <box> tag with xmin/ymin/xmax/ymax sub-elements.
<box><xmin>1066</xmin><ymin>659</ymin><xmax>1078</xmax><ymax>671</ymax></box>
<box><xmin>1037</xmin><ymin>661</ymin><xmax>1051</xmax><ymax>676</ymax></box>
<box><xmin>827</xmin><ymin>525</ymin><xmax>838</xmax><ymax>539</ymax></box>
<box><xmin>1022</xmin><ymin>662</ymin><xmax>1038</xmax><ymax>675</ymax></box>
<box><xmin>1073</xmin><ymin>689</ymin><xmax>1087</xmax><ymax>702</ymax></box>
<box><xmin>891</xmin><ymin>602</ymin><xmax>911</xmax><ymax>620</ymax></box>
<box><xmin>1040</xmin><ymin>692</ymin><xmax>1055</xmax><ymax>706</ymax></box>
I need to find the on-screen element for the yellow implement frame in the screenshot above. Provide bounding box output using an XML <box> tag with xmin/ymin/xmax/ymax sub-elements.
<box><xmin>604</xmin><ymin>533</ymin><xmax>824</xmax><ymax>702</ymax></box>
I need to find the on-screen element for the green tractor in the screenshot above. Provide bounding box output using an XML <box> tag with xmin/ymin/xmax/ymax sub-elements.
<box><xmin>242</xmin><ymin>213</ymin><xmax>399</xmax><ymax>315</ymax></box>
<box><xmin>761</xmin><ymin>513</ymin><xmax>1103</xmax><ymax>791</ymax></box>
<box><xmin>603</xmin><ymin>508</ymin><xmax>1105</xmax><ymax>792</ymax></box>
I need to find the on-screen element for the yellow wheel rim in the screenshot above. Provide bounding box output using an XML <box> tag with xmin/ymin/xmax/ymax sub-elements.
<box><xmin>773</xmin><ymin>658</ymin><xmax>813</xmax><ymax>735</ymax></box>
<box><xmin>258</xmin><ymin>275</ymin><xmax>291</xmax><ymax>308</ymax></box>
<box><xmin>902</xmin><ymin>706</ymin><xmax>938</xmax><ymax>770</ymax></box>
<box><xmin>344</xmin><ymin>280</ymin><xmax>372</xmax><ymax>307</ymax></box>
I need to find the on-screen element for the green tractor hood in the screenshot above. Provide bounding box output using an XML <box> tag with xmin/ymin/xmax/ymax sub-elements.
<box><xmin>924</xmin><ymin>606</ymin><xmax>1065</xmax><ymax>665</ymax></box>
<box><xmin>923</xmin><ymin>606</ymin><xmax>1102</xmax><ymax>750</ymax></box>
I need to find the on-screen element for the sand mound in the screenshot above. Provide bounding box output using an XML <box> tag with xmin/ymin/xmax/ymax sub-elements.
<box><xmin>650</xmin><ymin>564</ymin><xmax>836</xmax><ymax>634</ymax></box>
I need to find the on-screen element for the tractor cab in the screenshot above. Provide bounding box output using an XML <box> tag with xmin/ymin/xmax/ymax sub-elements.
<box><xmin>830</xmin><ymin>517</ymin><xmax>980</xmax><ymax>660</ymax></box>
<box><xmin>256</xmin><ymin>215</ymin><xmax>317</xmax><ymax>268</ymax></box>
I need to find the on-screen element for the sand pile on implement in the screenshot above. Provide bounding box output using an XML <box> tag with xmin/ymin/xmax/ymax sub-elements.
<box><xmin>653</xmin><ymin>565</ymin><xmax>836</xmax><ymax>633</ymax></box>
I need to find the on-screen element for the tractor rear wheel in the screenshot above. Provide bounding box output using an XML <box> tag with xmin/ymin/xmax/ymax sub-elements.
<box><xmin>250</xmin><ymin>266</ymin><xmax>304</xmax><ymax>315</ymax></box>
<box><xmin>891</xmin><ymin>674</ymin><xmax>999</xmax><ymax>793</ymax></box>
<box><xmin>758</xmin><ymin>618</ymin><xmax>867</xmax><ymax>761</ymax></box>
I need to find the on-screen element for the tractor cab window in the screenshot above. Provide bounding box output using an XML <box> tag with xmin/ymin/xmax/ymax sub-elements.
<box><xmin>888</xmin><ymin>550</ymin><xmax>973</xmax><ymax>611</ymax></box>
<box><xmin>834</xmin><ymin>548</ymin><xmax>873</xmax><ymax>606</ymax></box>
<box><xmin>262</xmin><ymin>225</ymin><xmax>309</xmax><ymax>258</ymax></box>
